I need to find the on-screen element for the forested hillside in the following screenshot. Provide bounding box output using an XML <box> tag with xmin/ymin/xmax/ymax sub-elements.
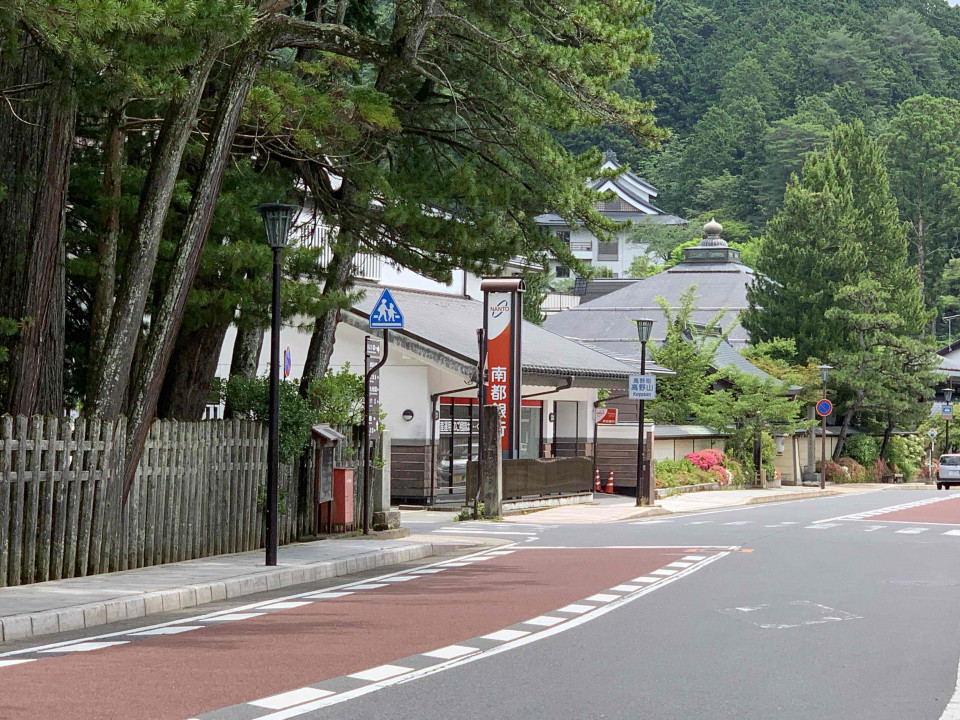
<box><xmin>566</xmin><ymin>0</ymin><xmax>960</xmax><ymax>326</ymax></box>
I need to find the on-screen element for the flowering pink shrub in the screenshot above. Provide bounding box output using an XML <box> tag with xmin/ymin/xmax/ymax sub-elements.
<box><xmin>685</xmin><ymin>449</ymin><xmax>725</xmax><ymax>471</ymax></box>
<box><xmin>708</xmin><ymin>465</ymin><xmax>730</xmax><ymax>487</ymax></box>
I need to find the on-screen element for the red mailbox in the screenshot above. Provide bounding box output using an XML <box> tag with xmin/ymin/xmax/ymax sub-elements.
<box><xmin>333</xmin><ymin>468</ymin><xmax>354</xmax><ymax>527</ymax></box>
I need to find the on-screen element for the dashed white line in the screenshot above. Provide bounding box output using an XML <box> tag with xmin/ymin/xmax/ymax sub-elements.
<box><xmin>524</xmin><ymin>615</ymin><xmax>565</xmax><ymax>627</ymax></box>
<box><xmin>39</xmin><ymin>641</ymin><xmax>128</xmax><ymax>653</ymax></box>
<box><xmin>896</xmin><ymin>528</ymin><xmax>928</xmax><ymax>534</ymax></box>
<box><xmin>650</xmin><ymin>568</ymin><xmax>677</xmax><ymax>576</ymax></box>
<box><xmin>201</xmin><ymin>613</ymin><xmax>265</xmax><ymax>622</ymax></box>
<box><xmin>130</xmin><ymin>626</ymin><xmax>203</xmax><ymax>636</ymax></box>
<box><xmin>422</xmin><ymin>645</ymin><xmax>477</xmax><ymax>660</ymax></box>
<box><xmin>482</xmin><ymin>629</ymin><xmax>530</xmax><ymax>642</ymax></box>
<box><xmin>556</xmin><ymin>604</ymin><xmax>594</xmax><ymax>615</ymax></box>
<box><xmin>610</xmin><ymin>584</ymin><xmax>642</xmax><ymax>592</ymax></box>
<box><xmin>586</xmin><ymin>593</ymin><xmax>620</xmax><ymax>603</ymax></box>
<box><xmin>348</xmin><ymin>664</ymin><xmax>412</xmax><ymax>682</ymax></box>
<box><xmin>259</xmin><ymin>601</ymin><xmax>313</xmax><ymax>610</ymax></box>
<box><xmin>251</xmin><ymin>688</ymin><xmax>335</xmax><ymax>710</ymax></box>
<box><xmin>0</xmin><ymin>659</ymin><xmax>35</xmax><ymax>668</ymax></box>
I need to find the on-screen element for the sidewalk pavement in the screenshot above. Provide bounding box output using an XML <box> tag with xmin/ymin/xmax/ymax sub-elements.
<box><xmin>0</xmin><ymin>533</ymin><xmax>485</xmax><ymax>645</ymax></box>
<box><xmin>501</xmin><ymin>482</ymin><xmax>920</xmax><ymax>524</ymax></box>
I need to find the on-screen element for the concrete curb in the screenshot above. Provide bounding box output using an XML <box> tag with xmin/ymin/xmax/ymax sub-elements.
<box><xmin>0</xmin><ymin>541</ymin><xmax>466</xmax><ymax>645</ymax></box>
<box><xmin>745</xmin><ymin>489</ymin><xmax>841</xmax><ymax>505</ymax></box>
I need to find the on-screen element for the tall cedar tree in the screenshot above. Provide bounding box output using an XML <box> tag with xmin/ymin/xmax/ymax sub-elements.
<box><xmin>744</xmin><ymin>121</ymin><xmax>937</xmax><ymax>456</ymax></box>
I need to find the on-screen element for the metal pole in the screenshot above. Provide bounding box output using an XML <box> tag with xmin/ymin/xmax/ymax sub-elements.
<box><xmin>266</xmin><ymin>246</ymin><xmax>282</xmax><ymax>566</ymax></box>
<box><xmin>820</xmin><ymin>381</ymin><xmax>827</xmax><ymax>491</ymax></box>
<box><xmin>636</xmin><ymin>340</ymin><xmax>648</xmax><ymax>506</ymax></box>
<box><xmin>475</xmin><ymin>329</ymin><xmax>485</xmax><ymax>519</ymax></box>
<box><xmin>363</xmin><ymin>330</ymin><xmax>389</xmax><ymax>535</ymax></box>
<box><xmin>947</xmin><ymin>419</ymin><xmax>950</xmax><ymax>454</ymax></box>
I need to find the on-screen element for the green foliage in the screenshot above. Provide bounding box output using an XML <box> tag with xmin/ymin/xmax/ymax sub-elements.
<box><xmin>629</xmin><ymin>222</ymin><xmax>698</xmax><ymax>263</ymax></box>
<box><xmin>521</xmin><ymin>271</ymin><xmax>550</xmax><ymax>325</ymax></box>
<box><xmin>843</xmin><ymin>434</ymin><xmax>880</xmax><ymax>468</ymax></box>
<box><xmin>306</xmin><ymin>364</ymin><xmax>365</xmax><ymax>427</ymax></box>
<box><xmin>884</xmin><ymin>435</ymin><xmax>925</xmax><ymax>481</ymax></box>
<box><xmin>648</xmin><ymin>287</ymin><xmax>723</xmax><ymax>424</ymax></box>
<box><xmin>654</xmin><ymin>458</ymin><xmax>713</xmax><ymax>489</ymax></box>
<box><xmin>626</xmin><ymin>255</ymin><xmax>658</xmax><ymax>279</ymax></box>
<box><xmin>224</xmin><ymin>377</ymin><xmax>318</xmax><ymax>463</ymax></box>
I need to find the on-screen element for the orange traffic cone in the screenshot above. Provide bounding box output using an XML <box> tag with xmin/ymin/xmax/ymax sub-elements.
<box><xmin>594</xmin><ymin>467</ymin><xmax>602</xmax><ymax>493</ymax></box>
<box><xmin>605</xmin><ymin>470</ymin><xmax>615</xmax><ymax>494</ymax></box>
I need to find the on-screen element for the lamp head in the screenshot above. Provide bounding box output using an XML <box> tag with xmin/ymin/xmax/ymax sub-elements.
<box><xmin>256</xmin><ymin>200</ymin><xmax>301</xmax><ymax>249</ymax></box>
<box><xmin>634</xmin><ymin>317</ymin><xmax>654</xmax><ymax>344</ymax></box>
<box><xmin>944</xmin><ymin>387</ymin><xmax>954</xmax><ymax>404</ymax></box>
<box><xmin>818</xmin><ymin>364</ymin><xmax>833</xmax><ymax>385</ymax></box>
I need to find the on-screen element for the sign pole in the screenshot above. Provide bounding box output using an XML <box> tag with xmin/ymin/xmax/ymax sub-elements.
<box><xmin>363</xmin><ymin>331</ymin><xmax>389</xmax><ymax>535</ymax></box>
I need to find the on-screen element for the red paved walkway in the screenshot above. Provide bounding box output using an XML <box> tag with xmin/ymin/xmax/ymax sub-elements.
<box><xmin>870</xmin><ymin>496</ymin><xmax>960</xmax><ymax>525</ymax></box>
<box><xmin>0</xmin><ymin>548</ymin><xmax>703</xmax><ymax>720</ymax></box>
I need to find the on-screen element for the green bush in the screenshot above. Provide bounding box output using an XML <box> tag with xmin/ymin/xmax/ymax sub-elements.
<box><xmin>306</xmin><ymin>363</ymin><xmax>365</xmax><ymax>426</ymax></box>
<box><xmin>843</xmin><ymin>434</ymin><xmax>879</xmax><ymax>467</ymax></box>
<box><xmin>884</xmin><ymin>435</ymin><xmax>924</xmax><ymax>481</ymax></box>
<box><xmin>225</xmin><ymin>377</ymin><xmax>319</xmax><ymax>463</ymax></box>
<box><xmin>655</xmin><ymin>458</ymin><xmax>715</xmax><ymax>489</ymax></box>
<box><xmin>815</xmin><ymin>459</ymin><xmax>847</xmax><ymax>483</ymax></box>
<box><xmin>837</xmin><ymin>457</ymin><xmax>868</xmax><ymax>483</ymax></box>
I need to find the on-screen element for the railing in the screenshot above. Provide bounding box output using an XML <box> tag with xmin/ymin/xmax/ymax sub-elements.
<box><xmin>541</xmin><ymin>292</ymin><xmax>581</xmax><ymax>314</ymax></box>
<box><xmin>569</xmin><ymin>240</ymin><xmax>593</xmax><ymax>253</ymax></box>
<box><xmin>294</xmin><ymin>223</ymin><xmax>382</xmax><ymax>282</ymax></box>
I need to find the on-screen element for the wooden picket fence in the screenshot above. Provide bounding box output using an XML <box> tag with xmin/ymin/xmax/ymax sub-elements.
<box><xmin>0</xmin><ymin>416</ymin><xmax>318</xmax><ymax>588</ymax></box>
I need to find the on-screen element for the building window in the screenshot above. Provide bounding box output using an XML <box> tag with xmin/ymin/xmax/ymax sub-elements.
<box><xmin>555</xmin><ymin>264</ymin><xmax>570</xmax><ymax>278</ymax></box>
<box><xmin>555</xmin><ymin>229</ymin><xmax>571</xmax><ymax>244</ymax></box>
<box><xmin>598</xmin><ymin>241</ymin><xmax>618</xmax><ymax>261</ymax></box>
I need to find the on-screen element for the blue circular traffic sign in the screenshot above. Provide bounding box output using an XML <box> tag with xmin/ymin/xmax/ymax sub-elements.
<box><xmin>816</xmin><ymin>399</ymin><xmax>832</xmax><ymax>417</ymax></box>
<box><xmin>284</xmin><ymin>346</ymin><xmax>292</xmax><ymax>378</ymax></box>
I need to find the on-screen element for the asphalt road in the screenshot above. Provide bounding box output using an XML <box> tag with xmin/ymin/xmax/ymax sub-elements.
<box><xmin>4</xmin><ymin>489</ymin><xmax>960</xmax><ymax>720</ymax></box>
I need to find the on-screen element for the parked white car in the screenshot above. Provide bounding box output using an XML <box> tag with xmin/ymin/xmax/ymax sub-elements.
<box><xmin>937</xmin><ymin>454</ymin><xmax>960</xmax><ymax>490</ymax></box>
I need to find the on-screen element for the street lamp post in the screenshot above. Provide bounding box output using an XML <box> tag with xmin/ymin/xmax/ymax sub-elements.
<box><xmin>635</xmin><ymin>318</ymin><xmax>654</xmax><ymax>507</ymax></box>
<box><xmin>944</xmin><ymin>387</ymin><xmax>954</xmax><ymax>453</ymax></box>
<box><xmin>928</xmin><ymin>428</ymin><xmax>939</xmax><ymax>479</ymax></box>
<box><xmin>818</xmin><ymin>365</ymin><xmax>832</xmax><ymax>491</ymax></box>
<box><xmin>256</xmin><ymin>201</ymin><xmax>300</xmax><ymax>566</ymax></box>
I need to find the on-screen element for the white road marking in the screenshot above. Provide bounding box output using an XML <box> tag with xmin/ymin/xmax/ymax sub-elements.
<box><xmin>130</xmin><ymin>626</ymin><xmax>203</xmax><ymax>636</ymax></box>
<box><xmin>814</xmin><ymin>495</ymin><xmax>954</xmax><ymax>524</ymax></box>
<box><xmin>481</xmin><ymin>629</ymin><xmax>530</xmax><ymax>642</ymax></box>
<box><xmin>435</xmin><ymin>529</ymin><xmax>538</xmax><ymax>536</ymax></box>
<box><xmin>348</xmin><ymin>583</ymin><xmax>388</xmax><ymax>590</ymax></box>
<box><xmin>523</xmin><ymin>615</ymin><xmax>565</xmax><ymax>627</ymax></box>
<box><xmin>689</xmin><ymin>521</ymin><xmax>713</xmax><ymax>525</ymax></box>
<box><xmin>863</xmin><ymin>526</ymin><xmax>886</xmax><ymax>532</ymax></box>
<box><xmin>422</xmin><ymin>645</ymin><xmax>477</xmax><ymax>660</ymax></box>
<box><xmin>408</xmin><ymin>569</ymin><xmax>444</xmax><ymax>574</ymax></box>
<box><xmin>246</xmin><ymin>553</ymin><xmax>730</xmax><ymax>720</ymax></box>
<box><xmin>683</xmin><ymin>555</ymin><xmax>707</xmax><ymax>561</ymax></box>
<box><xmin>348</xmin><ymin>665</ymin><xmax>413</xmax><ymax>682</ymax></box>
<box><xmin>939</xmin><ymin>656</ymin><xmax>960</xmax><ymax>719</ymax></box>
<box><xmin>666</xmin><ymin>562</ymin><xmax>694</xmax><ymax>568</ymax></box>
<box><xmin>303</xmin><ymin>591</ymin><xmax>355</xmax><ymax>598</ymax></box>
<box><xmin>631</xmin><ymin>576</ymin><xmax>660</xmax><ymax>583</ymax></box>
<box><xmin>805</xmin><ymin>523</ymin><xmax>839</xmax><ymax>529</ymax></box>
<box><xmin>0</xmin><ymin>659</ymin><xmax>35</xmax><ymax>668</ymax></box>
<box><xmin>724</xmin><ymin>521</ymin><xmax>752</xmax><ymax>526</ymax></box>
<box><xmin>486</xmin><ymin>550</ymin><xmax>516</xmax><ymax>555</ymax></box>
<box><xmin>380</xmin><ymin>576</ymin><xmax>416</xmax><ymax>582</ymax></box>
<box><xmin>202</xmin><ymin>613</ymin><xmax>265</xmax><ymax>622</ymax></box>
<box><xmin>896</xmin><ymin>528</ymin><xmax>928</xmax><ymax>534</ymax></box>
<box><xmin>944</xmin><ymin>530</ymin><xmax>960</xmax><ymax>536</ymax></box>
<box><xmin>610</xmin><ymin>584</ymin><xmax>642</xmax><ymax>592</ymax></box>
<box><xmin>259</xmin><ymin>601</ymin><xmax>313</xmax><ymax>610</ymax></box>
<box><xmin>650</xmin><ymin>569</ymin><xmax>677</xmax><ymax>576</ymax></box>
<box><xmin>586</xmin><ymin>593</ymin><xmax>620</xmax><ymax>602</ymax></box>
<box><xmin>251</xmin><ymin>688</ymin><xmax>335</xmax><ymax>709</ymax></box>
<box><xmin>39</xmin><ymin>641</ymin><xmax>128</xmax><ymax>653</ymax></box>
<box><xmin>555</xmin><ymin>604</ymin><xmax>594</xmax><ymax>614</ymax></box>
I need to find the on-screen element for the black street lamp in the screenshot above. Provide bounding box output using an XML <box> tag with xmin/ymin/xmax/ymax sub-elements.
<box><xmin>944</xmin><ymin>387</ymin><xmax>954</xmax><ymax>453</ymax></box>
<box><xmin>635</xmin><ymin>318</ymin><xmax>654</xmax><ymax>506</ymax></box>
<box><xmin>818</xmin><ymin>364</ymin><xmax>832</xmax><ymax>490</ymax></box>
<box><xmin>256</xmin><ymin>200</ymin><xmax>300</xmax><ymax>566</ymax></box>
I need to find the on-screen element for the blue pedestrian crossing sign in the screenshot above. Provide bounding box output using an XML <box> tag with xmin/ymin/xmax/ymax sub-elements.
<box><xmin>369</xmin><ymin>288</ymin><xmax>404</xmax><ymax>329</ymax></box>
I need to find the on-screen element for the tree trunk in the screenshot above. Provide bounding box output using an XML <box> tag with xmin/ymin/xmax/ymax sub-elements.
<box><xmin>298</xmin><ymin>230</ymin><xmax>359</xmax><ymax>398</ymax></box>
<box><xmin>87</xmin><ymin>44</ymin><xmax>222</xmax><ymax>420</ymax></box>
<box><xmin>879</xmin><ymin>414</ymin><xmax>894</xmax><ymax>464</ymax></box>
<box><xmin>87</xmin><ymin>107</ymin><xmax>125</xmax><ymax>398</ymax></box>
<box><xmin>122</xmin><ymin>41</ymin><xmax>269</xmax><ymax>500</ymax></box>
<box><xmin>833</xmin><ymin>391</ymin><xmax>865</xmax><ymax>460</ymax></box>
<box><xmin>224</xmin><ymin>325</ymin><xmax>264</xmax><ymax>418</ymax></box>
<box><xmin>157</xmin><ymin>322</ymin><xmax>230</xmax><ymax>420</ymax></box>
<box><xmin>0</xmin><ymin>28</ymin><xmax>74</xmax><ymax>416</ymax></box>
<box><xmin>230</xmin><ymin>325</ymin><xmax>265</xmax><ymax>380</ymax></box>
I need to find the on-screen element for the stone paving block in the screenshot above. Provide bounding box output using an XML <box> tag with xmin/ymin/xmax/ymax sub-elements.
<box><xmin>143</xmin><ymin>592</ymin><xmax>164</xmax><ymax>615</ymax></box>
<box><xmin>210</xmin><ymin>582</ymin><xmax>227</xmax><ymax>602</ymax></box>
<box><xmin>104</xmin><ymin>600</ymin><xmax>128</xmax><ymax>624</ymax></box>
<box><xmin>160</xmin><ymin>590</ymin><xmax>182</xmax><ymax>612</ymax></box>
<box><xmin>193</xmin><ymin>584</ymin><xmax>212</xmax><ymax>605</ymax></box>
<box><xmin>57</xmin><ymin>608</ymin><xmax>84</xmax><ymax>633</ymax></box>
<box><xmin>251</xmin><ymin>575</ymin><xmax>268</xmax><ymax>593</ymax></box>
<box><xmin>292</xmin><ymin>568</ymin><xmax>308</xmax><ymax>585</ymax></box>
<box><xmin>83</xmin><ymin>604</ymin><xmax>107</xmax><ymax>628</ymax></box>
<box><xmin>124</xmin><ymin>597</ymin><xmax>146</xmax><ymax>619</ymax></box>
<box><xmin>2</xmin><ymin>615</ymin><xmax>33</xmax><ymax>641</ymax></box>
<box><xmin>265</xmin><ymin>573</ymin><xmax>281</xmax><ymax>591</ymax></box>
<box><xmin>31</xmin><ymin>612</ymin><xmax>60</xmax><ymax>636</ymax></box>
<box><xmin>178</xmin><ymin>587</ymin><xmax>197</xmax><ymax>608</ymax></box>
<box><xmin>224</xmin><ymin>578</ymin><xmax>245</xmax><ymax>599</ymax></box>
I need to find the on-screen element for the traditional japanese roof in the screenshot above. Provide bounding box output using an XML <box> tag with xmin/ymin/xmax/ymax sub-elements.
<box><xmin>345</xmin><ymin>284</ymin><xmax>671</xmax><ymax>388</ymax></box>
<box><xmin>543</xmin><ymin>219</ymin><xmax>754</xmax><ymax>349</ymax></box>
<box><xmin>535</xmin><ymin>151</ymin><xmax>686</xmax><ymax>227</ymax></box>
